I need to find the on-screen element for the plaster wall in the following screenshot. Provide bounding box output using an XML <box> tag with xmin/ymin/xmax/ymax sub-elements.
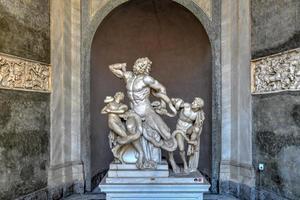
<box><xmin>0</xmin><ymin>0</ymin><xmax>50</xmax><ymax>63</ymax></box>
<box><xmin>253</xmin><ymin>92</ymin><xmax>300</xmax><ymax>200</ymax></box>
<box><xmin>0</xmin><ymin>90</ymin><xmax>50</xmax><ymax>199</ymax></box>
<box><xmin>251</xmin><ymin>0</ymin><xmax>300</xmax><ymax>59</ymax></box>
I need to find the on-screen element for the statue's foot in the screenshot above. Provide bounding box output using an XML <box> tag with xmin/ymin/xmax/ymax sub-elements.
<box><xmin>147</xmin><ymin>160</ymin><xmax>157</xmax><ymax>169</ymax></box>
<box><xmin>143</xmin><ymin>160</ymin><xmax>157</xmax><ymax>169</ymax></box>
<box><xmin>183</xmin><ymin>167</ymin><xmax>190</xmax><ymax>174</ymax></box>
<box><xmin>136</xmin><ymin>159</ymin><xmax>144</xmax><ymax>169</ymax></box>
<box><xmin>173</xmin><ymin>166</ymin><xmax>181</xmax><ymax>174</ymax></box>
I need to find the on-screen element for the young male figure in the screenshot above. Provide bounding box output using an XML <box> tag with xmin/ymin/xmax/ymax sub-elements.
<box><xmin>169</xmin><ymin>97</ymin><xmax>205</xmax><ymax>174</ymax></box>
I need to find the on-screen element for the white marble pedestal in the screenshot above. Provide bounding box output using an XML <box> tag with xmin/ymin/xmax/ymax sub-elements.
<box><xmin>98</xmin><ymin>162</ymin><xmax>210</xmax><ymax>200</ymax></box>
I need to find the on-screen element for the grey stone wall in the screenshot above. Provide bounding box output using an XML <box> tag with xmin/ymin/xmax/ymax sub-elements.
<box><xmin>251</xmin><ymin>1</ymin><xmax>300</xmax><ymax>199</ymax></box>
<box><xmin>251</xmin><ymin>0</ymin><xmax>300</xmax><ymax>59</ymax></box>
<box><xmin>0</xmin><ymin>89</ymin><xmax>50</xmax><ymax>200</ymax></box>
<box><xmin>253</xmin><ymin>92</ymin><xmax>300</xmax><ymax>200</ymax></box>
<box><xmin>0</xmin><ymin>0</ymin><xmax>50</xmax><ymax>63</ymax></box>
<box><xmin>0</xmin><ymin>0</ymin><xmax>50</xmax><ymax>199</ymax></box>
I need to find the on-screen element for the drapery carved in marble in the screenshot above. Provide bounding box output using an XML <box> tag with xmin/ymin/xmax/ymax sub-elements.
<box><xmin>0</xmin><ymin>53</ymin><xmax>51</xmax><ymax>92</ymax></box>
<box><xmin>251</xmin><ymin>48</ymin><xmax>300</xmax><ymax>94</ymax></box>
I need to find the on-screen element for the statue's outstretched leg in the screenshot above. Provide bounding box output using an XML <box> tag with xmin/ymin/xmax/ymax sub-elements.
<box><xmin>168</xmin><ymin>152</ymin><xmax>180</xmax><ymax>174</ymax></box>
<box><xmin>125</xmin><ymin>113</ymin><xmax>145</xmax><ymax>169</ymax></box>
<box><xmin>179</xmin><ymin>150</ymin><xmax>189</xmax><ymax>173</ymax></box>
<box><xmin>176</xmin><ymin>134</ymin><xmax>189</xmax><ymax>173</ymax></box>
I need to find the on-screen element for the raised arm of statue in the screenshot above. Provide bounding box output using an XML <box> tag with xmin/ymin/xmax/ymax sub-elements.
<box><xmin>101</xmin><ymin>103</ymin><xmax>128</xmax><ymax>115</ymax></box>
<box><xmin>109</xmin><ymin>63</ymin><xmax>127</xmax><ymax>79</ymax></box>
<box><xmin>101</xmin><ymin>105</ymin><xmax>109</xmax><ymax>114</ymax></box>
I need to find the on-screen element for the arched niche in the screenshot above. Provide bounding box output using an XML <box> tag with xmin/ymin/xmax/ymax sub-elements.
<box><xmin>50</xmin><ymin>0</ymin><xmax>254</xmax><ymax>196</ymax></box>
<box><xmin>89</xmin><ymin>0</ymin><xmax>213</xmax><ymax>188</ymax></box>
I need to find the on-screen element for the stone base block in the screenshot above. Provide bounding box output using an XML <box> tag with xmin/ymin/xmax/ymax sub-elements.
<box><xmin>99</xmin><ymin>170</ymin><xmax>210</xmax><ymax>200</ymax></box>
<box><xmin>108</xmin><ymin>161</ymin><xmax>169</xmax><ymax>178</ymax></box>
<box><xmin>109</xmin><ymin>162</ymin><xmax>168</xmax><ymax>170</ymax></box>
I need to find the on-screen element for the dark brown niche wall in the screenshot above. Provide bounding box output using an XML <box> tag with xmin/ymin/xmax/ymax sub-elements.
<box><xmin>91</xmin><ymin>0</ymin><xmax>212</xmax><ymax>179</ymax></box>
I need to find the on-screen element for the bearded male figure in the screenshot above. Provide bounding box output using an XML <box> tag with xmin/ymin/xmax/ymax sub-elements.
<box><xmin>109</xmin><ymin>57</ymin><xmax>177</xmax><ymax>163</ymax></box>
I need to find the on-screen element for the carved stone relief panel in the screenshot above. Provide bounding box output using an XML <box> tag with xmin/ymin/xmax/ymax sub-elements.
<box><xmin>0</xmin><ymin>53</ymin><xmax>51</xmax><ymax>92</ymax></box>
<box><xmin>251</xmin><ymin>48</ymin><xmax>300</xmax><ymax>94</ymax></box>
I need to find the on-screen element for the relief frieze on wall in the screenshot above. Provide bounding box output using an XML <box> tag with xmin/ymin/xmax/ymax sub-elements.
<box><xmin>251</xmin><ymin>48</ymin><xmax>300</xmax><ymax>94</ymax></box>
<box><xmin>0</xmin><ymin>53</ymin><xmax>51</xmax><ymax>92</ymax></box>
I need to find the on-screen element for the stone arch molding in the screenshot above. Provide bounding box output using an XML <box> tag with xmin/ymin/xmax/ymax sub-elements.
<box><xmin>89</xmin><ymin>0</ymin><xmax>212</xmax><ymax>21</ymax></box>
<box><xmin>83</xmin><ymin>0</ymin><xmax>215</xmax><ymax>57</ymax></box>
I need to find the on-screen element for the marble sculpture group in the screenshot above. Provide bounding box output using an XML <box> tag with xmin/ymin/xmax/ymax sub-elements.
<box><xmin>101</xmin><ymin>57</ymin><xmax>205</xmax><ymax>174</ymax></box>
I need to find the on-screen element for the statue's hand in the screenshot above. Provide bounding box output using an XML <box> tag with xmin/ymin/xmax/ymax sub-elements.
<box><xmin>121</xmin><ymin>63</ymin><xmax>127</xmax><ymax>72</ymax></box>
<box><xmin>119</xmin><ymin>113</ymin><xmax>128</xmax><ymax>120</ymax></box>
<box><xmin>152</xmin><ymin>100</ymin><xmax>177</xmax><ymax>117</ymax></box>
<box><xmin>171</xmin><ymin>98</ymin><xmax>182</xmax><ymax>104</ymax></box>
<box><xmin>151</xmin><ymin>101</ymin><xmax>161</xmax><ymax>109</ymax></box>
<box><xmin>109</xmin><ymin>63</ymin><xmax>127</xmax><ymax>78</ymax></box>
<box><xmin>168</xmin><ymin>101</ymin><xmax>177</xmax><ymax>116</ymax></box>
<box><xmin>171</xmin><ymin>98</ymin><xmax>184</xmax><ymax>111</ymax></box>
<box><xmin>159</xmin><ymin>108</ymin><xmax>168</xmax><ymax>115</ymax></box>
<box><xmin>171</xmin><ymin>98</ymin><xmax>178</xmax><ymax>104</ymax></box>
<box><xmin>187</xmin><ymin>140</ymin><xmax>197</xmax><ymax>146</ymax></box>
<box><xmin>193</xmin><ymin>127</ymin><xmax>200</xmax><ymax>133</ymax></box>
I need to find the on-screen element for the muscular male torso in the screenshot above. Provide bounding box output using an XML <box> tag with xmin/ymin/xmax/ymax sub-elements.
<box><xmin>124</xmin><ymin>72</ymin><xmax>153</xmax><ymax>116</ymax></box>
<box><xmin>177</xmin><ymin>104</ymin><xmax>198</xmax><ymax>132</ymax></box>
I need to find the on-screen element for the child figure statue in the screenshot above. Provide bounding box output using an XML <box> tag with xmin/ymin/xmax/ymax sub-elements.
<box><xmin>101</xmin><ymin>92</ymin><xmax>147</xmax><ymax>169</ymax></box>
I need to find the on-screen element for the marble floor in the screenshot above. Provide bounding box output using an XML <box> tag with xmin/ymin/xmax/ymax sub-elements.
<box><xmin>64</xmin><ymin>193</ymin><xmax>239</xmax><ymax>200</ymax></box>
